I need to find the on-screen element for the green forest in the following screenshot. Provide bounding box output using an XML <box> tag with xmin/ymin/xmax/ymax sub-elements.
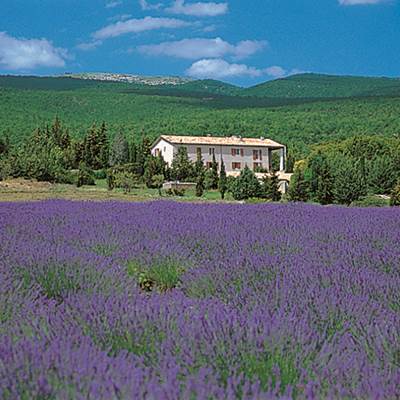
<box><xmin>0</xmin><ymin>73</ymin><xmax>400</xmax><ymax>205</ymax></box>
<box><xmin>1</xmin><ymin>74</ymin><xmax>400</xmax><ymax>157</ymax></box>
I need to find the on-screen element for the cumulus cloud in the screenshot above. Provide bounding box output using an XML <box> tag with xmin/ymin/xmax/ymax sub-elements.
<box><xmin>186</xmin><ymin>58</ymin><xmax>263</xmax><ymax>79</ymax></box>
<box><xmin>0</xmin><ymin>32</ymin><xmax>67</xmax><ymax>70</ymax></box>
<box><xmin>166</xmin><ymin>0</ymin><xmax>228</xmax><ymax>17</ymax></box>
<box><xmin>339</xmin><ymin>0</ymin><xmax>388</xmax><ymax>5</ymax></box>
<box><xmin>93</xmin><ymin>16</ymin><xmax>191</xmax><ymax>40</ymax></box>
<box><xmin>139</xmin><ymin>0</ymin><xmax>163</xmax><ymax>10</ymax></box>
<box><xmin>138</xmin><ymin>37</ymin><xmax>266</xmax><ymax>60</ymax></box>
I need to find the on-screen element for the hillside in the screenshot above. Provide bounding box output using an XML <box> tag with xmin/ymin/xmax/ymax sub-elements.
<box><xmin>244</xmin><ymin>73</ymin><xmax>400</xmax><ymax>98</ymax></box>
<box><xmin>1</xmin><ymin>74</ymin><xmax>400</xmax><ymax>157</ymax></box>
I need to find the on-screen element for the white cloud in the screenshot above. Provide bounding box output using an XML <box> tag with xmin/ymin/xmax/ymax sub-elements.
<box><xmin>106</xmin><ymin>1</ymin><xmax>122</xmax><ymax>8</ymax></box>
<box><xmin>0</xmin><ymin>32</ymin><xmax>67</xmax><ymax>70</ymax></box>
<box><xmin>166</xmin><ymin>0</ymin><xmax>228</xmax><ymax>17</ymax></box>
<box><xmin>139</xmin><ymin>0</ymin><xmax>163</xmax><ymax>10</ymax></box>
<box><xmin>138</xmin><ymin>37</ymin><xmax>266</xmax><ymax>60</ymax></box>
<box><xmin>264</xmin><ymin>65</ymin><xmax>286</xmax><ymax>78</ymax></box>
<box><xmin>186</xmin><ymin>58</ymin><xmax>263</xmax><ymax>79</ymax></box>
<box><xmin>76</xmin><ymin>40</ymin><xmax>103</xmax><ymax>51</ymax></box>
<box><xmin>93</xmin><ymin>16</ymin><xmax>191</xmax><ymax>40</ymax></box>
<box><xmin>339</xmin><ymin>0</ymin><xmax>388</xmax><ymax>5</ymax></box>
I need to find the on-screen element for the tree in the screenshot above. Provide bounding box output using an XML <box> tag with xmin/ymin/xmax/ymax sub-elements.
<box><xmin>171</xmin><ymin>147</ymin><xmax>194</xmax><ymax>182</ymax></box>
<box><xmin>114</xmin><ymin>171</ymin><xmax>138</xmax><ymax>194</ymax></box>
<box><xmin>144</xmin><ymin>153</ymin><xmax>167</xmax><ymax>188</ymax></box>
<box><xmin>230</xmin><ymin>166</ymin><xmax>261</xmax><ymax>201</ymax></box>
<box><xmin>332</xmin><ymin>156</ymin><xmax>367</xmax><ymax>206</ymax></box>
<box><xmin>152</xmin><ymin>174</ymin><xmax>165</xmax><ymax>196</ymax></box>
<box><xmin>209</xmin><ymin>153</ymin><xmax>219</xmax><ymax>189</ymax></box>
<box><xmin>288</xmin><ymin>164</ymin><xmax>309</xmax><ymax>202</ymax></box>
<box><xmin>83</xmin><ymin>123</ymin><xmax>109</xmax><ymax>170</ymax></box>
<box><xmin>367</xmin><ymin>155</ymin><xmax>399</xmax><ymax>195</ymax></box>
<box><xmin>196</xmin><ymin>169</ymin><xmax>205</xmax><ymax>197</ymax></box>
<box><xmin>109</xmin><ymin>132</ymin><xmax>129</xmax><ymax>166</ymax></box>
<box><xmin>15</xmin><ymin>128</ymin><xmax>71</xmax><ymax>183</ymax></box>
<box><xmin>194</xmin><ymin>148</ymin><xmax>205</xmax><ymax>178</ymax></box>
<box><xmin>76</xmin><ymin>163</ymin><xmax>95</xmax><ymax>187</ymax></box>
<box><xmin>218</xmin><ymin>158</ymin><xmax>228</xmax><ymax>199</ymax></box>
<box><xmin>134</xmin><ymin>137</ymin><xmax>151</xmax><ymax>177</ymax></box>
<box><xmin>305</xmin><ymin>152</ymin><xmax>334</xmax><ymax>205</ymax></box>
<box><xmin>262</xmin><ymin>171</ymin><xmax>281</xmax><ymax>201</ymax></box>
<box><xmin>51</xmin><ymin>117</ymin><xmax>71</xmax><ymax>151</ymax></box>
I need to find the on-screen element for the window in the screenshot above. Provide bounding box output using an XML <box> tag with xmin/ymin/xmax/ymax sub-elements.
<box><xmin>253</xmin><ymin>149</ymin><xmax>262</xmax><ymax>160</ymax></box>
<box><xmin>253</xmin><ymin>162</ymin><xmax>262</xmax><ymax>171</ymax></box>
<box><xmin>209</xmin><ymin>148</ymin><xmax>215</xmax><ymax>156</ymax></box>
<box><xmin>231</xmin><ymin>148</ymin><xmax>244</xmax><ymax>156</ymax></box>
<box><xmin>155</xmin><ymin>148</ymin><xmax>160</xmax><ymax>156</ymax></box>
<box><xmin>196</xmin><ymin>147</ymin><xmax>202</xmax><ymax>156</ymax></box>
<box><xmin>164</xmin><ymin>146</ymin><xmax>166</xmax><ymax>152</ymax></box>
<box><xmin>232</xmin><ymin>162</ymin><xmax>241</xmax><ymax>170</ymax></box>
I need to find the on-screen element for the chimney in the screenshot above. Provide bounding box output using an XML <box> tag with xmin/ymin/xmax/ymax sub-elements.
<box><xmin>260</xmin><ymin>136</ymin><xmax>265</xmax><ymax>140</ymax></box>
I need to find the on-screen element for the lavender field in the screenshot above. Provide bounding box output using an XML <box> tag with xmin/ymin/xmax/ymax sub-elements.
<box><xmin>0</xmin><ymin>200</ymin><xmax>399</xmax><ymax>399</ymax></box>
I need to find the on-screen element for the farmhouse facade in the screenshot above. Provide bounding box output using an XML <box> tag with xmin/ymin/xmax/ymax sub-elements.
<box><xmin>151</xmin><ymin>135</ymin><xmax>287</xmax><ymax>174</ymax></box>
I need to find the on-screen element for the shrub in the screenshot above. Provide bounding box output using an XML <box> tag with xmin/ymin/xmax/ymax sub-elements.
<box><xmin>76</xmin><ymin>163</ymin><xmax>95</xmax><ymax>187</ymax></box>
<box><xmin>351</xmin><ymin>195</ymin><xmax>389</xmax><ymax>208</ymax></box>
<box><xmin>390</xmin><ymin>181</ymin><xmax>400</xmax><ymax>206</ymax></box>
<box><xmin>230</xmin><ymin>166</ymin><xmax>261</xmax><ymax>201</ymax></box>
<box><xmin>93</xmin><ymin>169</ymin><xmax>107</xmax><ymax>180</ymax></box>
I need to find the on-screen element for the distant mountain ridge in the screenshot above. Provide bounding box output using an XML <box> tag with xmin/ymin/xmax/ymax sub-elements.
<box><xmin>1</xmin><ymin>72</ymin><xmax>400</xmax><ymax>99</ymax></box>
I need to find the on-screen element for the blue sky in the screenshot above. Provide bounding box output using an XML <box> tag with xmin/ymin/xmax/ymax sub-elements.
<box><xmin>0</xmin><ymin>0</ymin><xmax>399</xmax><ymax>85</ymax></box>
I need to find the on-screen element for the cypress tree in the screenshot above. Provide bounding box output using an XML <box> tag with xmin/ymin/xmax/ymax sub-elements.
<box><xmin>218</xmin><ymin>158</ymin><xmax>227</xmax><ymax>199</ymax></box>
<box><xmin>210</xmin><ymin>153</ymin><xmax>219</xmax><ymax>189</ymax></box>
<box><xmin>288</xmin><ymin>166</ymin><xmax>309</xmax><ymax>202</ymax></box>
<box><xmin>196</xmin><ymin>169</ymin><xmax>205</xmax><ymax>197</ymax></box>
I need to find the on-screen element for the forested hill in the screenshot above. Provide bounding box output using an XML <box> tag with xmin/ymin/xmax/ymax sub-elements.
<box><xmin>243</xmin><ymin>73</ymin><xmax>400</xmax><ymax>98</ymax></box>
<box><xmin>1</xmin><ymin>73</ymin><xmax>400</xmax><ymax>155</ymax></box>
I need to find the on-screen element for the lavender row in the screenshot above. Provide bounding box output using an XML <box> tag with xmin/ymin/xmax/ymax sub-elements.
<box><xmin>0</xmin><ymin>201</ymin><xmax>399</xmax><ymax>399</ymax></box>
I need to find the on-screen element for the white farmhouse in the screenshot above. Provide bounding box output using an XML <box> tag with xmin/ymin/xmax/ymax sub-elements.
<box><xmin>151</xmin><ymin>135</ymin><xmax>287</xmax><ymax>173</ymax></box>
<box><xmin>151</xmin><ymin>135</ymin><xmax>292</xmax><ymax>192</ymax></box>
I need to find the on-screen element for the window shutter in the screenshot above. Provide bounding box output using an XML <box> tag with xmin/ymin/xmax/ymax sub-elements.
<box><xmin>231</xmin><ymin>148</ymin><xmax>235</xmax><ymax>156</ymax></box>
<box><xmin>240</xmin><ymin>149</ymin><xmax>244</xmax><ymax>157</ymax></box>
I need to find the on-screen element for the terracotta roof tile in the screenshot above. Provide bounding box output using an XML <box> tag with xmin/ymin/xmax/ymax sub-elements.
<box><xmin>159</xmin><ymin>135</ymin><xmax>284</xmax><ymax>148</ymax></box>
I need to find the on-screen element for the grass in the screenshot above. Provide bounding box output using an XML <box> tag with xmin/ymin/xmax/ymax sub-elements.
<box><xmin>0</xmin><ymin>178</ymin><xmax>234</xmax><ymax>203</ymax></box>
<box><xmin>127</xmin><ymin>258</ymin><xmax>186</xmax><ymax>292</ymax></box>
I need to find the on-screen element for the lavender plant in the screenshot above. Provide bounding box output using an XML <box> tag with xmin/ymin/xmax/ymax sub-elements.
<box><xmin>0</xmin><ymin>200</ymin><xmax>399</xmax><ymax>399</ymax></box>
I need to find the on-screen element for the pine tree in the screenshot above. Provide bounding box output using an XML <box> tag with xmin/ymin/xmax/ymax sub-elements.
<box><xmin>144</xmin><ymin>153</ymin><xmax>167</xmax><ymax>188</ymax></box>
<box><xmin>97</xmin><ymin>122</ymin><xmax>109</xmax><ymax>169</ymax></box>
<box><xmin>218</xmin><ymin>158</ymin><xmax>228</xmax><ymax>199</ymax></box>
<box><xmin>262</xmin><ymin>171</ymin><xmax>281</xmax><ymax>201</ymax></box>
<box><xmin>109</xmin><ymin>132</ymin><xmax>130</xmax><ymax>166</ymax></box>
<box><xmin>332</xmin><ymin>156</ymin><xmax>367</xmax><ymax>206</ymax></box>
<box><xmin>171</xmin><ymin>147</ymin><xmax>194</xmax><ymax>182</ymax></box>
<box><xmin>288</xmin><ymin>166</ymin><xmax>309</xmax><ymax>202</ymax></box>
<box><xmin>230</xmin><ymin>166</ymin><xmax>261</xmax><ymax>200</ymax></box>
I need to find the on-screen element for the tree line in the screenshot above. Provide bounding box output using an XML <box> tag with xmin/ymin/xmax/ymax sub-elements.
<box><xmin>0</xmin><ymin>118</ymin><xmax>399</xmax><ymax>205</ymax></box>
